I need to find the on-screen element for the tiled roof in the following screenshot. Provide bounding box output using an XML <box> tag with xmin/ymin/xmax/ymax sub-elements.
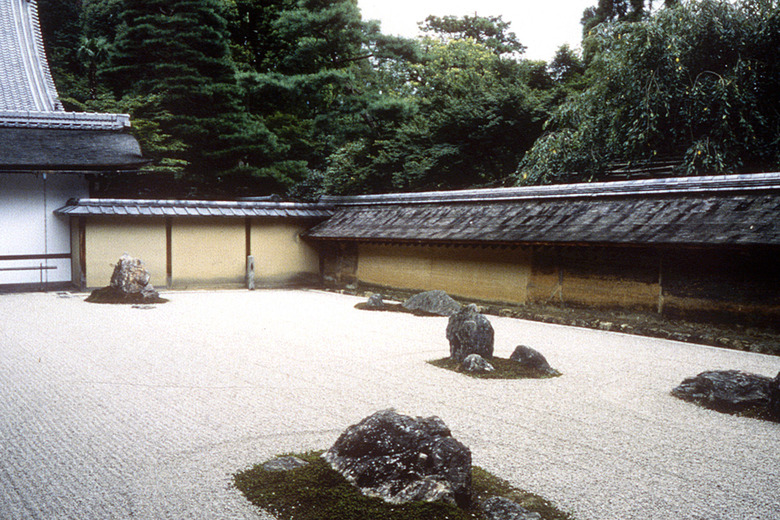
<box><xmin>307</xmin><ymin>173</ymin><xmax>780</xmax><ymax>247</ymax></box>
<box><xmin>0</xmin><ymin>111</ymin><xmax>130</xmax><ymax>130</ymax></box>
<box><xmin>0</xmin><ymin>0</ymin><xmax>61</xmax><ymax>112</ymax></box>
<box><xmin>0</xmin><ymin>0</ymin><xmax>142</xmax><ymax>171</ymax></box>
<box><xmin>56</xmin><ymin>199</ymin><xmax>335</xmax><ymax>219</ymax></box>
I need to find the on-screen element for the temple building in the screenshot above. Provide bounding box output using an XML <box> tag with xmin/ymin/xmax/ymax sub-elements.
<box><xmin>0</xmin><ymin>0</ymin><xmax>144</xmax><ymax>290</ymax></box>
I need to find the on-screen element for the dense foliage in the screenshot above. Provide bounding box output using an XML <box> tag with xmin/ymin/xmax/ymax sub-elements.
<box><xmin>519</xmin><ymin>0</ymin><xmax>780</xmax><ymax>184</ymax></box>
<box><xmin>37</xmin><ymin>0</ymin><xmax>780</xmax><ymax>196</ymax></box>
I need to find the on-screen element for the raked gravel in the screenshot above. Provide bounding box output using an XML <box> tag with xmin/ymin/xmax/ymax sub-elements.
<box><xmin>1</xmin><ymin>289</ymin><xmax>778</xmax><ymax>520</ymax></box>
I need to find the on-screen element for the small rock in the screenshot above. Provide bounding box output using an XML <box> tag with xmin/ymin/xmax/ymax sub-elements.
<box><xmin>323</xmin><ymin>409</ymin><xmax>472</xmax><ymax>507</ymax></box>
<box><xmin>446</xmin><ymin>304</ymin><xmax>494</xmax><ymax>362</ymax></box>
<box><xmin>509</xmin><ymin>345</ymin><xmax>559</xmax><ymax>376</ymax></box>
<box><xmin>262</xmin><ymin>456</ymin><xmax>309</xmax><ymax>472</ymax></box>
<box><xmin>462</xmin><ymin>354</ymin><xmax>495</xmax><ymax>373</ymax></box>
<box><xmin>598</xmin><ymin>321</ymin><xmax>613</xmax><ymax>331</ymax></box>
<box><xmin>365</xmin><ymin>293</ymin><xmax>386</xmax><ymax>310</ymax></box>
<box><xmin>481</xmin><ymin>496</ymin><xmax>542</xmax><ymax>520</ymax></box>
<box><xmin>671</xmin><ymin>370</ymin><xmax>773</xmax><ymax>414</ymax></box>
<box><xmin>499</xmin><ymin>308</ymin><xmax>514</xmax><ymax>317</ymax></box>
<box><xmin>403</xmin><ymin>290</ymin><xmax>461</xmax><ymax>316</ymax></box>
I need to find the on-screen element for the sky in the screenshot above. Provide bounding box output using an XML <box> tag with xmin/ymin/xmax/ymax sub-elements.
<box><xmin>358</xmin><ymin>0</ymin><xmax>597</xmax><ymax>62</ymax></box>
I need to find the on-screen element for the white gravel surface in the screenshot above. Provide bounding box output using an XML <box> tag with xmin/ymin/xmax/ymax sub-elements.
<box><xmin>1</xmin><ymin>289</ymin><xmax>778</xmax><ymax>520</ymax></box>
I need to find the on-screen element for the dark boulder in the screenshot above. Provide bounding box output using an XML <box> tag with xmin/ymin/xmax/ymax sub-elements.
<box><xmin>768</xmin><ymin>371</ymin><xmax>780</xmax><ymax>421</ymax></box>
<box><xmin>446</xmin><ymin>304</ymin><xmax>494</xmax><ymax>362</ymax></box>
<box><xmin>86</xmin><ymin>254</ymin><xmax>166</xmax><ymax>304</ymax></box>
<box><xmin>462</xmin><ymin>354</ymin><xmax>495</xmax><ymax>373</ymax></box>
<box><xmin>481</xmin><ymin>496</ymin><xmax>542</xmax><ymax>520</ymax></box>
<box><xmin>509</xmin><ymin>345</ymin><xmax>560</xmax><ymax>376</ymax></box>
<box><xmin>403</xmin><ymin>290</ymin><xmax>461</xmax><ymax>316</ymax></box>
<box><xmin>323</xmin><ymin>409</ymin><xmax>472</xmax><ymax>507</ymax></box>
<box><xmin>671</xmin><ymin>370</ymin><xmax>773</xmax><ymax>414</ymax></box>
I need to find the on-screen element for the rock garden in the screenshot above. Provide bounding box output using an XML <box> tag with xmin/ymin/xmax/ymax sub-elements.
<box><xmin>235</xmin><ymin>410</ymin><xmax>572</xmax><ymax>520</ymax></box>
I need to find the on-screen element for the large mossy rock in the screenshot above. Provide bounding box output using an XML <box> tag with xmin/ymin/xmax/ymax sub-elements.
<box><xmin>446</xmin><ymin>304</ymin><xmax>494</xmax><ymax>362</ymax></box>
<box><xmin>671</xmin><ymin>370</ymin><xmax>774</xmax><ymax>414</ymax></box>
<box><xmin>402</xmin><ymin>290</ymin><xmax>461</xmax><ymax>316</ymax></box>
<box><xmin>323</xmin><ymin>409</ymin><xmax>472</xmax><ymax>507</ymax></box>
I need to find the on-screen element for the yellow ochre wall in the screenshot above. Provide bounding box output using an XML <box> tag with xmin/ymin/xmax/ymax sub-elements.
<box><xmin>249</xmin><ymin>220</ymin><xmax>320</xmax><ymax>286</ymax></box>
<box><xmin>83</xmin><ymin>217</ymin><xmax>167</xmax><ymax>289</ymax></box>
<box><xmin>170</xmin><ymin>218</ymin><xmax>245</xmax><ymax>289</ymax></box>
<box><xmin>78</xmin><ymin>216</ymin><xmax>321</xmax><ymax>290</ymax></box>
<box><xmin>357</xmin><ymin>243</ymin><xmax>532</xmax><ymax>304</ymax></box>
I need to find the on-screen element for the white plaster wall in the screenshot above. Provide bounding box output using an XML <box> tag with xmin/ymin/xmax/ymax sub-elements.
<box><xmin>0</xmin><ymin>173</ymin><xmax>88</xmax><ymax>286</ymax></box>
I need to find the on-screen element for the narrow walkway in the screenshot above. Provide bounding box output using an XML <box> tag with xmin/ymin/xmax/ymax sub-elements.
<box><xmin>0</xmin><ymin>290</ymin><xmax>777</xmax><ymax>519</ymax></box>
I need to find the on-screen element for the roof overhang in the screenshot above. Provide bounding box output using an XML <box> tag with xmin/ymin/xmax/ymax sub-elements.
<box><xmin>0</xmin><ymin>126</ymin><xmax>146</xmax><ymax>172</ymax></box>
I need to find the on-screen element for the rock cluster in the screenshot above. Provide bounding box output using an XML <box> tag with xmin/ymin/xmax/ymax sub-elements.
<box><xmin>446</xmin><ymin>304</ymin><xmax>494</xmax><ymax>362</ymax></box>
<box><xmin>671</xmin><ymin>370</ymin><xmax>777</xmax><ymax>416</ymax></box>
<box><xmin>323</xmin><ymin>409</ymin><xmax>472</xmax><ymax>507</ymax></box>
<box><xmin>403</xmin><ymin>290</ymin><xmax>461</xmax><ymax>316</ymax></box>
<box><xmin>86</xmin><ymin>254</ymin><xmax>165</xmax><ymax>304</ymax></box>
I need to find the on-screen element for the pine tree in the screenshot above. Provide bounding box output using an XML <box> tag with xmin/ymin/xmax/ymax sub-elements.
<box><xmin>106</xmin><ymin>0</ymin><xmax>277</xmax><ymax>189</ymax></box>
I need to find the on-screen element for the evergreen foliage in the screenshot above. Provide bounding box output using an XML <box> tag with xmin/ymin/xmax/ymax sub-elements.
<box><xmin>34</xmin><ymin>0</ymin><xmax>780</xmax><ymax>196</ymax></box>
<box><xmin>104</xmin><ymin>0</ymin><xmax>277</xmax><ymax>189</ymax></box>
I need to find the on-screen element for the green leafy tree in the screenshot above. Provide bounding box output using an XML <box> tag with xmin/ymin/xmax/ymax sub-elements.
<box><xmin>519</xmin><ymin>0</ymin><xmax>780</xmax><ymax>185</ymax></box>
<box><xmin>323</xmin><ymin>37</ymin><xmax>546</xmax><ymax>194</ymax></box>
<box><xmin>418</xmin><ymin>14</ymin><xmax>525</xmax><ymax>57</ymax></box>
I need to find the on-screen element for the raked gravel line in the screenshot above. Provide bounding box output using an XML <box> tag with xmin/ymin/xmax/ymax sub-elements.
<box><xmin>0</xmin><ymin>289</ymin><xmax>778</xmax><ymax>520</ymax></box>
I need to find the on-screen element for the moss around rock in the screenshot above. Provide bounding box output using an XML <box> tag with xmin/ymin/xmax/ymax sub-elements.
<box><xmin>234</xmin><ymin>451</ymin><xmax>573</xmax><ymax>520</ymax></box>
<box><xmin>429</xmin><ymin>357</ymin><xmax>561</xmax><ymax>380</ymax></box>
<box><xmin>85</xmin><ymin>286</ymin><xmax>168</xmax><ymax>304</ymax></box>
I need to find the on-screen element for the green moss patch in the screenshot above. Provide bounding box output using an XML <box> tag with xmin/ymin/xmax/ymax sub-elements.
<box><xmin>428</xmin><ymin>357</ymin><xmax>561</xmax><ymax>379</ymax></box>
<box><xmin>234</xmin><ymin>451</ymin><xmax>573</xmax><ymax>520</ymax></box>
<box><xmin>85</xmin><ymin>286</ymin><xmax>168</xmax><ymax>304</ymax></box>
<box><xmin>354</xmin><ymin>302</ymin><xmax>442</xmax><ymax>316</ymax></box>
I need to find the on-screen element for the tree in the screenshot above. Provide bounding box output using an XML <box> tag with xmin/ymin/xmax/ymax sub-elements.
<box><xmin>518</xmin><ymin>0</ymin><xmax>780</xmax><ymax>185</ymax></box>
<box><xmin>549</xmin><ymin>44</ymin><xmax>585</xmax><ymax>84</ymax></box>
<box><xmin>418</xmin><ymin>14</ymin><xmax>525</xmax><ymax>57</ymax></box>
<box><xmin>321</xmin><ymin>37</ymin><xmax>546</xmax><ymax>194</ymax></box>
<box><xmin>105</xmin><ymin>0</ymin><xmax>277</xmax><ymax>189</ymax></box>
<box><xmin>236</xmin><ymin>0</ymin><xmax>378</xmax><ymax>190</ymax></box>
<box><xmin>77</xmin><ymin>36</ymin><xmax>109</xmax><ymax>99</ymax></box>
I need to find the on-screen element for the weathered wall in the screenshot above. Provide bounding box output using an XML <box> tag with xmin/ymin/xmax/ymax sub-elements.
<box><xmin>170</xmin><ymin>218</ymin><xmax>245</xmax><ymax>289</ymax></box>
<box><xmin>249</xmin><ymin>219</ymin><xmax>320</xmax><ymax>286</ymax></box>
<box><xmin>357</xmin><ymin>243</ymin><xmax>531</xmax><ymax>303</ymax></box>
<box><xmin>661</xmin><ymin>246</ymin><xmax>780</xmax><ymax>326</ymax></box>
<box><xmin>83</xmin><ymin>217</ymin><xmax>167</xmax><ymax>288</ymax></box>
<box><xmin>527</xmin><ymin>246</ymin><xmax>661</xmax><ymax>312</ymax></box>
<box><xmin>322</xmin><ymin>240</ymin><xmax>779</xmax><ymax>327</ymax></box>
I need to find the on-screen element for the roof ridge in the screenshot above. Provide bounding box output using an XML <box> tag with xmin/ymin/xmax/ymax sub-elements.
<box><xmin>320</xmin><ymin>173</ymin><xmax>780</xmax><ymax>206</ymax></box>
